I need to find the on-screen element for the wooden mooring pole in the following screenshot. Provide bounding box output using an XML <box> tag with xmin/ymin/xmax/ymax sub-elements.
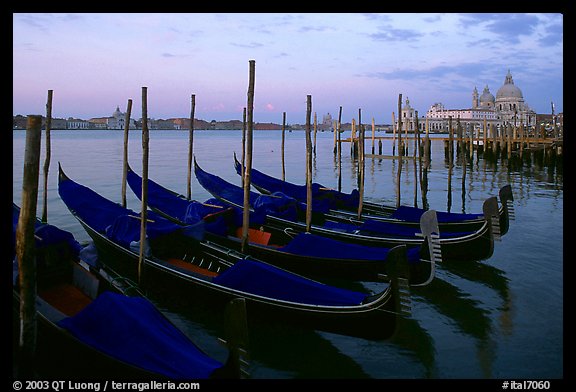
<box><xmin>313</xmin><ymin>112</ymin><xmax>317</xmax><ymax>155</ymax></box>
<box><xmin>357</xmin><ymin>123</ymin><xmax>365</xmax><ymax>219</ymax></box>
<box><xmin>413</xmin><ymin>112</ymin><xmax>419</xmax><ymax>208</ymax></box>
<box><xmin>187</xmin><ymin>94</ymin><xmax>196</xmax><ymax>200</ymax></box>
<box><xmin>281</xmin><ymin>112</ymin><xmax>286</xmax><ymax>181</ymax></box>
<box><xmin>138</xmin><ymin>87</ymin><xmax>150</xmax><ymax>285</ymax></box>
<box><xmin>242</xmin><ymin>60</ymin><xmax>255</xmax><ymax>253</ymax></box>
<box><xmin>391</xmin><ymin>111</ymin><xmax>396</xmax><ymax>156</ymax></box>
<box><xmin>337</xmin><ymin>106</ymin><xmax>342</xmax><ymax>193</ymax></box>
<box><xmin>396</xmin><ymin>94</ymin><xmax>403</xmax><ymax>208</ymax></box>
<box><xmin>241</xmin><ymin>107</ymin><xmax>246</xmax><ymax>188</ymax></box>
<box><xmin>121</xmin><ymin>99</ymin><xmax>133</xmax><ymax>208</ymax></box>
<box><xmin>356</xmin><ymin>108</ymin><xmax>362</xmax><ymax>187</ymax></box>
<box><xmin>371</xmin><ymin>117</ymin><xmax>375</xmax><ymax>155</ymax></box>
<box><xmin>305</xmin><ymin>95</ymin><xmax>313</xmax><ymax>233</ymax></box>
<box><xmin>16</xmin><ymin>115</ymin><xmax>43</xmax><ymax>377</ymax></box>
<box><xmin>41</xmin><ymin>90</ymin><xmax>53</xmax><ymax>223</ymax></box>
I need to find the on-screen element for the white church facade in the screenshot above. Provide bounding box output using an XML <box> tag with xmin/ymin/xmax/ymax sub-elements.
<box><xmin>398</xmin><ymin>70</ymin><xmax>537</xmax><ymax>133</ymax></box>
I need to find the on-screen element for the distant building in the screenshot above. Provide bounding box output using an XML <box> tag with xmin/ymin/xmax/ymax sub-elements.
<box><xmin>67</xmin><ymin>117</ymin><xmax>90</xmax><ymax>129</ymax></box>
<box><xmin>321</xmin><ymin>113</ymin><xmax>333</xmax><ymax>130</ymax></box>
<box><xmin>398</xmin><ymin>97</ymin><xmax>418</xmax><ymax>132</ymax></box>
<box><xmin>415</xmin><ymin>70</ymin><xmax>538</xmax><ymax>133</ymax></box>
<box><xmin>106</xmin><ymin>106</ymin><xmax>137</xmax><ymax>129</ymax></box>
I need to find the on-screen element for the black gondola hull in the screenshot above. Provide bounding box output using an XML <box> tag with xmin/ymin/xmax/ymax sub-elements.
<box><xmin>76</xmin><ymin>217</ymin><xmax>401</xmax><ymax>341</ymax></box>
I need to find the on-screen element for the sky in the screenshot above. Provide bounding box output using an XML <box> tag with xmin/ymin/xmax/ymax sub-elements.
<box><xmin>13</xmin><ymin>13</ymin><xmax>564</xmax><ymax>125</ymax></box>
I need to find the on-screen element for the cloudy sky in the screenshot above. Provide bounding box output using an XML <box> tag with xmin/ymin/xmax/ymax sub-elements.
<box><xmin>13</xmin><ymin>13</ymin><xmax>563</xmax><ymax>124</ymax></box>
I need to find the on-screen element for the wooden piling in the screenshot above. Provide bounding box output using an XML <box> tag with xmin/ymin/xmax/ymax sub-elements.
<box><xmin>41</xmin><ymin>90</ymin><xmax>53</xmax><ymax>223</ymax></box>
<box><xmin>491</xmin><ymin>123</ymin><xmax>497</xmax><ymax>154</ymax></box>
<box><xmin>305</xmin><ymin>95</ymin><xmax>313</xmax><ymax>233</ymax></box>
<box><xmin>507</xmin><ymin>123</ymin><xmax>512</xmax><ymax>159</ymax></box>
<box><xmin>391</xmin><ymin>111</ymin><xmax>397</xmax><ymax>156</ymax></box>
<box><xmin>356</xmin><ymin>108</ymin><xmax>362</xmax><ymax>185</ymax></box>
<box><xmin>242</xmin><ymin>60</ymin><xmax>255</xmax><ymax>253</ymax></box>
<box><xmin>404</xmin><ymin>105</ymin><xmax>408</xmax><ymax>156</ymax></box>
<box><xmin>396</xmin><ymin>94</ymin><xmax>403</xmax><ymax>209</ymax></box>
<box><xmin>357</xmin><ymin>124</ymin><xmax>365</xmax><ymax>219</ymax></box>
<box><xmin>350</xmin><ymin>118</ymin><xmax>356</xmax><ymax>157</ymax></box>
<box><xmin>461</xmin><ymin>125</ymin><xmax>467</xmax><ymax>213</ymax></box>
<box><xmin>187</xmin><ymin>94</ymin><xmax>196</xmax><ymax>200</ymax></box>
<box><xmin>371</xmin><ymin>117</ymin><xmax>375</xmax><ymax>155</ymax></box>
<box><xmin>313</xmin><ymin>112</ymin><xmax>317</xmax><ymax>155</ymax></box>
<box><xmin>483</xmin><ymin>118</ymin><xmax>487</xmax><ymax>153</ymax></box>
<box><xmin>332</xmin><ymin>119</ymin><xmax>337</xmax><ymax>155</ymax></box>
<box><xmin>139</xmin><ymin>87</ymin><xmax>149</xmax><ymax>284</ymax></box>
<box><xmin>121</xmin><ymin>99</ymin><xmax>133</xmax><ymax>208</ymax></box>
<box><xmin>16</xmin><ymin>115</ymin><xmax>43</xmax><ymax>377</ymax></box>
<box><xmin>281</xmin><ymin>112</ymin><xmax>286</xmax><ymax>181</ymax></box>
<box><xmin>470</xmin><ymin>124</ymin><xmax>474</xmax><ymax>160</ymax></box>
<box><xmin>337</xmin><ymin>106</ymin><xmax>342</xmax><ymax>193</ymax></box>
<box><xmin>519</xmin><ymin>123</ymin><xmax>524</xmax><ymax>158</ymax></box>
<box><xmin>413</xmin><ymin>112</ymin><xmax>419</xmax><ymax>208</ymax></box>
<box><xmin>448</xmin><ymin>116</ymin><xmax>454</xmax><ymax>163</ymax></box>
<box><xmin>421</xmin><ymin>116</ymin><xmax>430</xmax><ymax>210</ymax></box>
<box><xmin>424</xmin><ymin>117</ymin><xmax>431</xmax><ymax>165</ymax></box>
<box><xmin>241</xmin><ymin>107</ymin><xmax>246</xmax><ymax>187</ymax></box>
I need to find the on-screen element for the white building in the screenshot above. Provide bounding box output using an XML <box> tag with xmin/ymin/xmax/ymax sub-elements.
<box><xmin>106</xmin><ymin>106</ymin><xmax>137</xmax><ymax>129</ymax></box>
<box><xmin>67</xmin><ymin>117</ymin><xmax>90</xmax><ymax>129</ymax></box>
<box><xmin>398</xmin><ymin>97</ymin><xmax>418</xmax><ymax>132</ymax></box>
<box><xmin>415</xmin><ymin>70</ymin><xmax>537</xmax><ymax>133</ymax></box>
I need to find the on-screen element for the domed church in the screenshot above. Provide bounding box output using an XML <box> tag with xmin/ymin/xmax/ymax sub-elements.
<box><xmin>423</xmin><ymin>70</ymin><xmax>537</xmax><ymax>132</ymax></box>
<box><xmin>493</xmin><ymin>70</ymin><xmax>535</xmax><ymax>125</ymax></box>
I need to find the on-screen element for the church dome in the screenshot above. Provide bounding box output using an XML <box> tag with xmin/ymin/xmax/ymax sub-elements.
<box><xmin>480</xmin><ymin>85</ymin><xmax>495</xmax><ymax>103</ymax></box>
<box><xmin>496</xmin><ymin>70</ymin><xmax>523</xmax><ymax>99</ymax></box>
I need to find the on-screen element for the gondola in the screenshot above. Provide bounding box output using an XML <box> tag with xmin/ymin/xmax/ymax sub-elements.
<box><xmin>125</xmin><ymin>164</ymin><xmax>439</xmax><ymax>286</ymax></box>
<box><xmin>12</xmin><ymin>203</ymin><xmax>247</xmax><ymax>379</ymax></box>
<box><xmin>233</xmin><ymin>153</ymin><xmax>514</xmax><ymax>236</ymax></box>
<box><xmin>57</xmin><ymin>164</ymin><xmax>411</xmax><ymax>341</ymax></box>
<box><xmin>196</xmin><ymin>158</ymin><xmax>499</xmax><ymax>262</ymax></box>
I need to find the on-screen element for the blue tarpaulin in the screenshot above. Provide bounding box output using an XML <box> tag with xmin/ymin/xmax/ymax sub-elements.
<box><xmin>213</xmin><ymin>258</ymin><xmax>368</xmax><ymax>306</ymax></box>
<box><xmin>58</xmin><ymin>291</ymin><xmax>224</xmax><ymax>379</ymax></box>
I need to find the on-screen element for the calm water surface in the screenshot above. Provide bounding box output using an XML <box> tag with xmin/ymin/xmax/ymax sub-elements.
<box><xmin>12</xmin><ymin>129</ymin><xmax>563</xmax><ymax>381</ymax></box>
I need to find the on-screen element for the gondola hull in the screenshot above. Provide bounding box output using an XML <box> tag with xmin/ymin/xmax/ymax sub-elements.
<box><xmin>125</xmin><ymin>164</ymin><xmax>436</xmax><ymax>286</ymax></box>
<box><xmin>57</xmin><ymin>166</ymin><xmax>409</xmax><ymax>341</ymax></box>
<box><xmin>12</xmin><ymin>204</ymin><xmax>237</xmax><ymax>379</ymax></box>
<box><xmin>233</xmin><ymin>154</ymin><xmax>513</xmax><ymax>236</ymax></box>
<box><xmin>74</xmin><ymin>215</ymin><xmax>401</xmax><ymax>340</ymax></box>
<box><xmin>197</xmin><ymin>159</ymin><xmax>498</xmax><ymax>262</ymax></box>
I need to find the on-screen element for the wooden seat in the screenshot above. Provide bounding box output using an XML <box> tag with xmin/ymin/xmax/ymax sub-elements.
<box><xmin>235</xmin><ymin>227</ymin><xmax>272</xmax><ymax>246</ymax></box>
<box><xmin>39</xmin><ymin>283</ymin><xmax>92</xmax><ymax>317</ymax></box>
<box><xmin>166</xmin><ymin>258</ymin><xmax>219</xmax><ymax>278</ymax></box>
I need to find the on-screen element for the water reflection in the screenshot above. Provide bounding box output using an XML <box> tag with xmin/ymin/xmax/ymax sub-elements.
<box><xmin>13</xmin><ymin>130</ymin><xmax>563</xmax><ymax>379</ymax></box>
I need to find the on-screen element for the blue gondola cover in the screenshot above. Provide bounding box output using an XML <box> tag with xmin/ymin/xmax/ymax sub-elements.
<box><xmin>58</xmin><ymin>291</ymin><xmax>224</xmax><ymax>379</ymax></box>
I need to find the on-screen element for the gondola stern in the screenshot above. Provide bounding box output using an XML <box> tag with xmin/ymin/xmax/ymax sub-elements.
<box><xmin>385</xmin><ymin>245</ymin><xmax>412</xmax><ymax>318</ymax></box>
<box><xmin>483</xmin><ymin>196</ymin><xmax>501</xmax><ymax>242</ymax></box>
<box><xmin>419</xmin><ymin>209</ymin><xmax>442</xmax><ymax>264</ymax></box>
<box><xmin>216</xmin><ymin>297</ymin><xmax>250</xmax><ymax>379</ymax></box>
<box><xmin>499</xmin><ymin>184</ymin><xmax>516</xmax><ymax>224</ymax></box>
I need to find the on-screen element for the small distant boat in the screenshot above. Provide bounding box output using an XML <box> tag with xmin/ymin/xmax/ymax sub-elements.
<box><xmin>196</xmin><ymin>158</ymin><xmax>500</xmax><ymax>262</ymax></box>
<box><xmin>57</xmin><ymin>164</ymin><xmax>412</xmax><ymax>340</ymax></box>
<box><xmin>12</xmin><ymin>203</ymin><xmax>247</xmax><ymax>379</ymax></box>
<box><xmin>125</xmin><ymin>164</ymin><xmax>439</xmax><ymax>286</ymax></box>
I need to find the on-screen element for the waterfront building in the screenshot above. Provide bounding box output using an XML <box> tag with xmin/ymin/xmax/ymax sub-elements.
<box><xmin>414</xmin><ymin>70</ymin><xmax>538</xmax><ymax>133</ymax></box>
<box><xmin>106</xmin><ymin>106</ymin><xmax>137</xmax><ymax>129</ymax></box>
<box><xmin>321</xmin><ymin>113</ymin><xmax>333</xmax><ymax>130</ymax></box>
<box><xmin>67</xmin><ymin>117</ymin><xmax>90</xmax><ymax>130</ymax></box>
<box><xmin>399</xmin><ymin>97</ymin><xmax>418</xmax><ymax>132</ymax></box>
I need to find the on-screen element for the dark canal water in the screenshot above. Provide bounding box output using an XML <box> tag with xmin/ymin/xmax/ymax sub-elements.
<box><xmin>12</xmin><ymin>129</ymin><xmax>564</xmax><ymax>382</ymax></box>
